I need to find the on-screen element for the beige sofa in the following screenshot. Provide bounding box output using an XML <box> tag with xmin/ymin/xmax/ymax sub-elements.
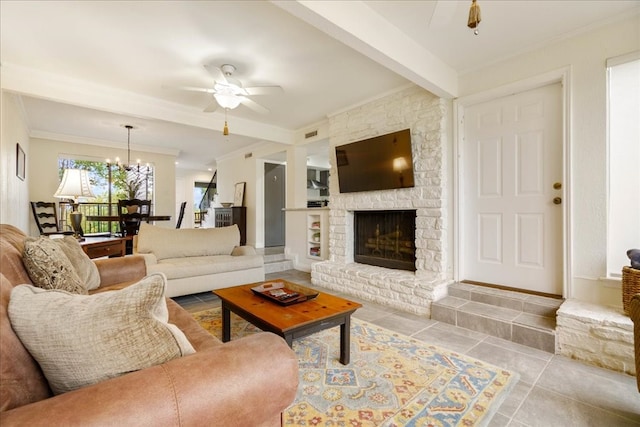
<box><xmin>136</xmin><ymin>223</ymin><xmax>264</xmax><ymax>297</ymax></box>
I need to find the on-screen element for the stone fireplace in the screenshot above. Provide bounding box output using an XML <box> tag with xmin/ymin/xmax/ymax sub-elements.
<box><xmin>311</xmin><ymin>86</ymin><xmax>451</xmax><ymax>316</ymax></box>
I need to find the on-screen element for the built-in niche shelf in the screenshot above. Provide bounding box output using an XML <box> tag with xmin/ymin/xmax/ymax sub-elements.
<box><xmin>307</xmin><ymin>214</ymin><xmax>322</xmax><ymax>259</ymax></box>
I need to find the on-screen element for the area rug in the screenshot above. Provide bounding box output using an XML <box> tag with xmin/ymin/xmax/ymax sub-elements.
<box><xmin>192</xmin><ymin>308</ymin><xmax>519</xmax><ymax>426</ymax></box>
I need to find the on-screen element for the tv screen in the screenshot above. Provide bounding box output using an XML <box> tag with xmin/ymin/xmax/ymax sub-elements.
<box><xmin>335</xmin><ymin>128</ymin><xmax>414</xmax><ymax>193</ymax></box>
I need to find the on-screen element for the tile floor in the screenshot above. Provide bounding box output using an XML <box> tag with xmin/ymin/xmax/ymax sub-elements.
<box><xmin>173</xmin><ymin>270</ymin><xmax>640</xmax><ymax>427</ymax></box>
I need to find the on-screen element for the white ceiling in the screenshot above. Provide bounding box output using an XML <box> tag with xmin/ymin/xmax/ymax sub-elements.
<box><xmin>1</xmin><ymin>1</ymin><xmax>638</xmax><ymax>171</ymax></box>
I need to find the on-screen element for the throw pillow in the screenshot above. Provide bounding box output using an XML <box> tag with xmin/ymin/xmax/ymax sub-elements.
<box><xmin>54</xmin><ymin>236</ymin><xmax>101</xmax><ymax>291</ymax></box>
<box><xmin>22</xmin><ymin>236</ymin><xmax>87</xmax><ymax>295</ymax></box>
<box><xmin>137</xmin><ymin>222</ymin><xmax>240</xmax><ymax>260</ymax></box>
<box><xmin>8</xmin><ymin>273</ymin><xmax>195</xmax><ymax>395</ymax></box>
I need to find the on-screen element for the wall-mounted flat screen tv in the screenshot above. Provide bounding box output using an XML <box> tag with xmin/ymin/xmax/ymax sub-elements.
<box><xmin>335</xmin><ymin>128</ymin><xmax>414</xmax><ymax>193</ymax></box>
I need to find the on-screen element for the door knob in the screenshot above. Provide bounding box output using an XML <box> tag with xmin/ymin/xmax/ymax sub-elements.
<box><xmin>553</xmin><ymin>182</ymin><xmax>562</xmax><ymax>190</ymax></box>
<box><xmin>553</xmin><ymin>197</ymin><xmax>562</xmax><ymax>205</ymax></box>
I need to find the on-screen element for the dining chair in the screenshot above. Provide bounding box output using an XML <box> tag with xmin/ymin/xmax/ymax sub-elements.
<box><xmin>30</xmin><ymin>201</ymin><xmax>74</xmax><ymax>236</ymax></box>
<box><xmin>176</xmin><ymin>201</ymin><xmax>187</xmax><ymax>229</ymax></box>
<box><xmin>117</xmin><ymin>199</ymin><xmax>151</xmax><ymax>254</ymax></box>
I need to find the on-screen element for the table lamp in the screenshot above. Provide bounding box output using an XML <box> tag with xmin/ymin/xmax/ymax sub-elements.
<box><xmin>54</xmin><ymin>169</ymin><xmax>95</xmax><ymax>241</ymax></box>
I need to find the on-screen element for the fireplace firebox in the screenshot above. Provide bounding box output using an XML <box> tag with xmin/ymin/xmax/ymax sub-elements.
<box><xmin>354</xmin><ymin>210</ymin><xmax>416</xmax><ymax>271</ymax></box>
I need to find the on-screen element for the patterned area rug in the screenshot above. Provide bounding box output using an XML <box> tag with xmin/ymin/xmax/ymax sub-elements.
<box><xmin>192</xmin><ymin>308</ymin><xmax>518</xmax><ymax>426</ymax></box>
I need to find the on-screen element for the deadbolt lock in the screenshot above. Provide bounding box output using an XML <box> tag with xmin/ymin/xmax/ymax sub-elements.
<box><xmin>553</xmin><ymin>182</ymin><xmax>562</xmax><ymax>190</ymax></box>
<box><xmin>553</xmin><ymin>197</ymin><xmax>562</xmax><ymax>205</ymax></box>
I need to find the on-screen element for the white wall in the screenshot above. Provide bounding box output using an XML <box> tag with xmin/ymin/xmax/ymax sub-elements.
<box><xmin>216</xmin><ymin>153</ymin><xmax>257</xmax><ymax>246</ymax></box>
<box><xmin>29</xmin><ymin>137</ymin><xmax>177</xmax><ymax>233</ymax></box>
<box><xmin>458</xmin><ymin>14</ymin><xmax>640</xmax><ymax>306</ymax></box>
<box><xmin>0</xmin><ymin>92</ymin><xmax>30</xmax><ymax>231</ymax></box>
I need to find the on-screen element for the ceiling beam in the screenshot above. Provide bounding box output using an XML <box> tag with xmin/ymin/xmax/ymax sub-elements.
<box><xmin>0</xmin><ymin>63</ymin><xmax>296</xmax><ymax>145</ymax></box>
<box><xmin>273</xmin><ymin>0</ymin><xmax>458</xmax><ymax>99</ymax></box>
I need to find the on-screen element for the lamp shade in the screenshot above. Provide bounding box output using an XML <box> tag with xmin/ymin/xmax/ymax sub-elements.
<box><xmin>54</xmin><ymin>169</ymin><xmax>95</xmax><ymax>200</ymax></box>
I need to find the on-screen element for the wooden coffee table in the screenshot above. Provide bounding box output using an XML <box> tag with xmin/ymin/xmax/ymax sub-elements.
<box><xmin>213</xmin><ymin>280</ymin><xmax>362</xmax><ymax>365</ymax></box>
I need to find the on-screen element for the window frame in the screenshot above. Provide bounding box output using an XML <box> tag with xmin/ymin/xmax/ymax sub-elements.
<box><xmin>606</xmin><ymin>51</ymin><xmax>640</xmax><ymax>278</ymax></box>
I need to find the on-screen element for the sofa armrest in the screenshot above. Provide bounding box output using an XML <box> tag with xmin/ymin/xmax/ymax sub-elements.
<box><xmin>93</xmin><ymin>255</ymin><xmax>146</xmax><ymax>288</ymax></box>
<box><xmin>0</xmin><ymin>333</ymin><xmax>298</xmax><ymax>426</ymax></box>
<box><xmin>137</xmin><ymin>252</ymin><xmax>158</xmax><ymax>266</ymax></box>
<box><xmin>232</xmin><ymin>245</ymin><xmax>257</xmax><ymax>256</ymax></box>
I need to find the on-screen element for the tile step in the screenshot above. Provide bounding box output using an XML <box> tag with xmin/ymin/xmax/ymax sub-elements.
<box><xmin>264</xmin><ymin>259</ymin><xmax>294</xmax><ymax>274</ymax></box>
<box><xmin>448</xmin><ymin>282</ymin><xmax>563</xmax><ymax>317</ymax></box>
<box><xmin>431</xmin><ymin>283</ymin><xmax>561</xmax><ymax>353</ymax></box>
<box><xmin>263</xmin><ymin>252</ymin><xmax>286</xmax><ymax>263</ymax></box>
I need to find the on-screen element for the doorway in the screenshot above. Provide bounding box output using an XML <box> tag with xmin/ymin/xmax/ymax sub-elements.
<box><xmin>264</xmin><ymin>163</ymin><xmax>286</xmax><ymax>247</ymax></box>
<box><xmin>461</xmin><ymin>82</ymin><xmax>564</xmax><ymax>295</ymax></box>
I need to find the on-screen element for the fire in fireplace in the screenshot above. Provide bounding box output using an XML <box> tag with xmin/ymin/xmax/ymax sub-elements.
<box><xmin>354</xmin><ymin>210</ymin><xmax>416</xmax><ymax>272</ymax></box>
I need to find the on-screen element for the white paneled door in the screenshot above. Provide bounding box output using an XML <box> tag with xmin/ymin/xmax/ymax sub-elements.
<box><xmin>463</xmin><ymin>83</ymin><xmax>563</xmax><ymax>295</ymax></box>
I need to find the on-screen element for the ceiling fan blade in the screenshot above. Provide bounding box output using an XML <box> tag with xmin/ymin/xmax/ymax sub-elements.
<box><xmin>203</xmin><ymin>101</ymin><xmax>219</xmax><ymax>113</ymax></box>
<box><xmin>239</xmin><ymin>97</ymin><xmax>270</xmax><ymax>114</ymax></box>
<box><xmin>244</xmin><ymin>85</ymin><xmax>284</xmax><ymax>96</ymax></box>
<box><xmin>169</xmin><ymin>85</ymin><xmax>215</xmax><ymax>94</ymax></box>
<box><xmin>204</xmin><ymin>64</ymin><xmax>227</xmax><ymax>84</ymax></box>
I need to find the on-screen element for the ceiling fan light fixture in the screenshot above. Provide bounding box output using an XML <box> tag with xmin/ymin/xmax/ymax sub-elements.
<box><xmin>214</xmin><ymin>92</ymin><xmax>242</xmax><ymax>110</ymax></box>
<box><xmin>189</xmin><ymin>63</ymin><xmax>281</xmax><ymax>114</ymax></box>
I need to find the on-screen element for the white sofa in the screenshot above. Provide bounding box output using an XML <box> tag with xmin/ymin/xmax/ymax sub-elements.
<box><xmin>135</xmin><ymin>223</ymin><xmax>264</xmax><ymax>298</ymax></box>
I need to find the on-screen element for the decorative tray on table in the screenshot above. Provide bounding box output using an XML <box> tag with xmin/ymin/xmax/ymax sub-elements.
<box><xmin>251</xmin><ymin>281</ymin><xmax>319</xmax><ymax>306</ymax></box>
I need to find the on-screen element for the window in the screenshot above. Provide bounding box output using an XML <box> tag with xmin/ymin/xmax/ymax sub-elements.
<box><xmin>607</xmin><ymin>52</ymin><xmax>640</xmax><ymax>277</ymax></box>
<box><xmin>57</xmin><ymin>157</ymin><xmax>154</xmax><ymax>234</ymax></box>
<box><xmin>194</xmin><ymin>181</ymin><xmax>211</xmax><ymax>211</ymax></box>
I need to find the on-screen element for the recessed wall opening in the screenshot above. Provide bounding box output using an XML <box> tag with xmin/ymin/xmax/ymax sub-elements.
<box><xmin>354</xmin><ymin>210</ymin><xmax>417</xmax><ymax>272</ymax></box>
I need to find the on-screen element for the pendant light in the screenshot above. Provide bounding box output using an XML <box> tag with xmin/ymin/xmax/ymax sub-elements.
<box><xmin>468</xmin><ymin>0</ymin><xmax>481</xmax><ymax>35</ymax></box>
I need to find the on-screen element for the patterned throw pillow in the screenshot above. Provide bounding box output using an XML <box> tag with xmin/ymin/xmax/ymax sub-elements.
<box><xmin>7</xmin><ymin>273</ymin><xmax>195</xmax><ymax>395</ymax></box>
<box><xmin>54</xmin><ymin>236</ymin><xmax>101</xmax><ymax>291</ymax></box>
<box><xmin>22</xmin><ymin>236</ymin><xmax>87</xmax><ymax>295</ymax></box>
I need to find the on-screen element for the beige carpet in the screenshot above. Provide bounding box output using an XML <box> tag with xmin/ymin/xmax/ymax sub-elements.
<box><xmin>193</xmin><ymin>308</ymin><xmax>519</xmax><ymax>426</ymax></box>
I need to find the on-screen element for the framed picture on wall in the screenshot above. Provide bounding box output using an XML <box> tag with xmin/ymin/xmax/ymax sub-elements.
<box><xmin>234</xmin><ymin>182</ymin><xmax>245</xmax><ymax>207</ymax></box>
<box><xmin>16</xmin><ymin>143</ymin><xmax>25</xmax><ymax>181</ymax></box>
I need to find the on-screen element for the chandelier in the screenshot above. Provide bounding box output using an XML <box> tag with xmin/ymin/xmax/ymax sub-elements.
<box><xmin>107</xmin><ymin>124</ymin><xmax>142</xmax><ymax>172</ymax></box>
<box><xmin>105</xmin><ymin>124</ymin><xmax>153</xmax><ymax>201</ymax></box>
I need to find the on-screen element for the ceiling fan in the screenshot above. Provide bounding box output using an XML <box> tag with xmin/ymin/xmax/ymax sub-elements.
<box><xmin>177</xmin><ymin>64</ymin><xmax>283</xmax><ymax>114</ymax></box>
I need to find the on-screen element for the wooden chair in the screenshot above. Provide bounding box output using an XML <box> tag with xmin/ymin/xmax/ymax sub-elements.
<box><xmin>30</xmin><ymin>201</ymin><xmax>73</xmax><ymax>236</ymax></box>
<box><xmin>118</xmin><ymin>199</ymin><xmax>151</xmax><ymax>254</ymax></box>
<box><xmin>176</xmin><ymin>201</ymin><xmax>187</xmax><ymax>229</ymax></box>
